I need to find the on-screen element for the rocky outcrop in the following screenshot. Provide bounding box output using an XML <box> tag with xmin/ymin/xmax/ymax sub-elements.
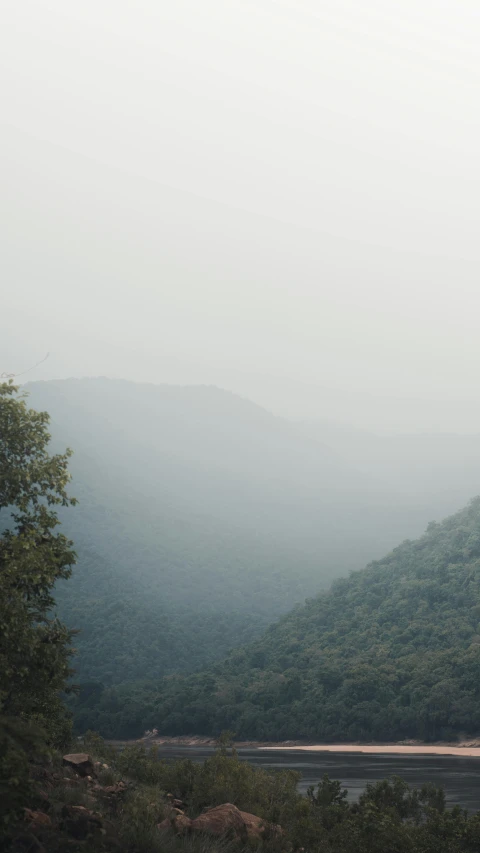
<box><xmin>158</xmin><ymin>812</ymin><xmax>193</xmax><ymax>834</ymax></box>
<box><xmin>158</xmin><ymin>802</ymin><xmax>282</xmax><ymax>842</ymax></box>
<box><xmin>62</xmin><ymin>753</ymin><xmax>94</xmax><ymax>777</ymax></box>
<box><xmin>239</xmin><ymin>809</ymin><xmax>271</xmax><ymax>840</ymax></box>
<box><xmin>190</xmin><ymin>803</ymin><xmax>248</xmax><ymax>840</ymax></box>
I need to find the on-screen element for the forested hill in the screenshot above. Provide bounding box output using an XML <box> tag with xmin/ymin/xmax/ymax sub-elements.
<box><xmin>77</xmin><ymin>498</ymin><xmax>480</xmax><ymax>740</ymax></box>
<box><xmin>24</xmin><ymin>377</ymin><xmax>427</xmax><ymax>688</ymax></box>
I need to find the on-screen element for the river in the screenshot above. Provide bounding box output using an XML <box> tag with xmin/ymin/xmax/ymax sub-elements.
<box><xmin>152</xmin><ymin>746</ymin><xmax>480</xmax><ymax>811</ymax></box>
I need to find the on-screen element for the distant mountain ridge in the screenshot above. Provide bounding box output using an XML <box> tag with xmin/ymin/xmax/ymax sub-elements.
<box><xmin>23</xmin><ymin>377</ymin><xmax>375</xmax><ymax>686</ymax></box>
<box><xmin>80</xmin><ymin>497</ymin><xmax>480</xmax><ymax>741</ymax></box>
<box><xmin>23</xmin><ymin>377</ymin><xmax>480</xmax><ymax>696</ymax></box>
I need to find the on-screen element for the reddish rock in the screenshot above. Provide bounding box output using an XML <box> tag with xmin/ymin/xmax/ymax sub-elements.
<box><xmin>159</xmin><ymin>813</ymin><xmax>193</xmax><ymax>835</ymax></box>
<box><xmin>172</xmin><ymin>814</ymin><xmax>193</xmax><ymax>834</ymax></box>
<box><xmin>24</xmin><ymin>810</ymin><xmax>52</xmax><ymax>831</ymax></box>
<box><xmin>239</xmin><ymin>810</ymin><xmax>267</xmax><ymax>840</ymax></box>
<box><xmin>240</xmin><ymin>809</ymin><xmax>283</xmax><ymax>839</ymax></box>
<box><xmin>62</xmin><ymin>753</ymin><xmax>94</xmax><ymax>778</ymax></box>
<box><xmin>190</xmin><ymin>804</ymin><xmax>248</xmax><ymax>841</ymax></box>
<box><xmin>158</xmin><ymin>803</ymin><xmax>282</xmax><ymax>842</ymax></box>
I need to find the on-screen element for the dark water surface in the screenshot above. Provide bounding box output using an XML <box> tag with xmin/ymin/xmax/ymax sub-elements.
<box><xmin>154</xmin><ymin>746</ymin><xmax>480</xmax><ymax>812</ymax></box>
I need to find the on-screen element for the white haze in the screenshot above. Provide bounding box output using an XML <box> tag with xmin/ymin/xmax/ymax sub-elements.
<box><xmin>1</xmin><ymin>0</ymin><xmax>480</xmax><ymax>432</ymax></box>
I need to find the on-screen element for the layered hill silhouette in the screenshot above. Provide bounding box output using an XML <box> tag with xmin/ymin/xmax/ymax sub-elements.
<box><xmin>76</xmin><ymin>498</ymin><xmax>480</xmax><ymax>741</ymax></box>
<box><xmin>24</xmin><ymin>378</ymin><xmax>480</xmax><ymax>702</ymax></box>
<box><xmin>24</xmin><ymin>378</ymin><xmax>335</xmax><ymax>683</ymax></box>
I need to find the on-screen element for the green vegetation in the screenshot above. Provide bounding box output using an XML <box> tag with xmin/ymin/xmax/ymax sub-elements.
<box><xmin>0</xmin><ymin>381</ymin><xmax>76</xmax><ymax>831</ymax></box>
<box><xmin>19</xmin><ymin>378</ymin><xmax>395</xmax><ymax>690</ymax></box>
<box><xmin>18</xmin><ymin>734</ymin><xmax>480</xmax><ymax>853</ymax></box>
<box><xmin>74</xmin><ymin>498</ymin><xmax>480</xmax><ymax>740</ymax></box>
<box><xmin>5</xmin><ymin>380</ymin><xmax>480</xmax><ymax>853</ymax></box>
<box><xmin>25</xmin><ymin>377</ymin><xmax>454</xmax><ymax>694</ymax></box>
<box><xmin>24</xmin><ymin>378</ymin><xmax>332</xmax><ymax>687</ymax></box>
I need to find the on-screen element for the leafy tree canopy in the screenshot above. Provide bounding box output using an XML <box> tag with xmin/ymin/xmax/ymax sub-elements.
<box><xmin>0</xmin><ymin>381</ymin><xmax>76</xmax><ymax>826</ymax></box>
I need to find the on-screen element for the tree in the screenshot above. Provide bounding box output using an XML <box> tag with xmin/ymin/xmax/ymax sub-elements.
<box><xmin>0</xmin><ymin>381</ymin><xmax>77</xmax><ymax>827</ymax></box>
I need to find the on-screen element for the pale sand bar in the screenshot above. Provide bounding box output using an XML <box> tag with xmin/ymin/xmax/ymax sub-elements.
<box><xmin>261</xmin><ymin>745</ymin><xmax>480</xmax><ymax>757</ymax></box>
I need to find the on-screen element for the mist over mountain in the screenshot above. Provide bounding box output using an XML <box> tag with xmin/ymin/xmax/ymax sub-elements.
<box><xmin>3</xmin><ymin>121</ymin><xmax>480</xmax><ymax>435</ymax></box>
<box><xmin>6</xmin><ymin>2</ymin><xmax>480</xmax><ymax>848</ymax></box>
<box><xmin>20</xmin><ymin>377</ymin><xmax>480</xmax><ymax>696</ymax></box>
<box><xmin>77</xmin><ymin>497</ymin><xmax>480</xmax><ymax>742</ymax></box>
<box><xmin>300</xmin><ymin>421</ymin><xmax>480</xmax><ymax>517</ymax></box>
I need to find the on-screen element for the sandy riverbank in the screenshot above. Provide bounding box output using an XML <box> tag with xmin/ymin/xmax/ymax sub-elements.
<box><xmin>117</xmin><ymin>736</ymin><xmax>480</xmax><ymax>757</ymax></box>
<box><xmin>128</xmin><ymin>737</ymin><xmax>308</xmax><ymax>749</ymax></box>
<box><xmin>261</xmin><ymin>744</ymin><xmax>480</xmax><ymax>757</ymax></box>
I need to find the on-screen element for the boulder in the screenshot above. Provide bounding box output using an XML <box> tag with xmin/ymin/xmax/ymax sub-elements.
<box><xmin>172</xmin><ymin>814</ymin><xmax>193</xmax><ymax>834</ymax></box>
<box><xmin>239</xmin><ymin>810</ymin><xmax>267</xmax><ymax>840</ymax></box>
<box><xmin>158</xmin><ymin>813</ymin><xmax>193</xmax><ymax>834</ymax></box>
<box><xmin>158</xmin><ymin>803</ymin><xmax>282</xmax><ymax>842</ymax></box>
<box><xmin>62</xmin><ymin>753</ymin><xmax>94</xmax><ymax>778</ymax></box>
<box><xmin>192</xmin><ymin>804</ymin><xmax>282</xmax><ymax>842</ymax></box>
<box><xmin>240</xmin><ymin>809</ymin><xmax>283</xmax><ymax>840</ymax></box>
<box><xmin>190</xmin><ymin>803</ymin><xmax>248</xmax><ymax>841</ymax></box>
<box><xmin>24</xmin><ymin>810</ymin><xmax>52</xmax><ymax>831</ymax></box>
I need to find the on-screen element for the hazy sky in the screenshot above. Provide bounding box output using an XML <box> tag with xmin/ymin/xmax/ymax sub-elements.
<box><xmin>2</xmin><ymin>1</ymin><xmax>480</xmax><ymax>430</ymax></box>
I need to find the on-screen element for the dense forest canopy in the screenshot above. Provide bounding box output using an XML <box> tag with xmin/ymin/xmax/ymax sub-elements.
<box><xmin>24</xmin><ymin>377</ymin><xmax>480</xmax><ymax>690</ymax></box>
<box><xmin>73</xmin><ymin>499</ymin><xmax>480</xmax><ymax>741</ymax></box>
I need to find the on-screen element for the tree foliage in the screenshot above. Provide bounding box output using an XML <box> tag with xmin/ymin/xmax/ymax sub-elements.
<box><xmin>75</xmin><ymin>734</ymin><xmax>480</xmax><ymax>853</ymax></box>
<box><xmin>0</xmin><ymin>381</ymin><xmax>76</xmax><ymax>827</ymax></box>
<box><xmin>75</xmin><ymin>498</ymin><xmax>480</xmax><ymax>740</ymax></box>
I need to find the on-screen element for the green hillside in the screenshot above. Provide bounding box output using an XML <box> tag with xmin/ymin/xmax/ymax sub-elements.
<box><xmin>23</xmin><ymin>377</ymin><xmax>429</xmax><ymax>688</ymax></box>
<box><xmin>22</xmin><ymin>378</ymin><xmax>333</xmax><ymax>684</ymax></box>
<box><xmin>75</xmin><ymin>498</ymin><xmax>480</xmax><ymax>740</ymax></box>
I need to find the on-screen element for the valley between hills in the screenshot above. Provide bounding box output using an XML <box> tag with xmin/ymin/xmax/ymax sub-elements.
<box><xmin>5</xmin><ymin>377</ymin><xmax>480</xmax><ymax>853</ymax></box>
